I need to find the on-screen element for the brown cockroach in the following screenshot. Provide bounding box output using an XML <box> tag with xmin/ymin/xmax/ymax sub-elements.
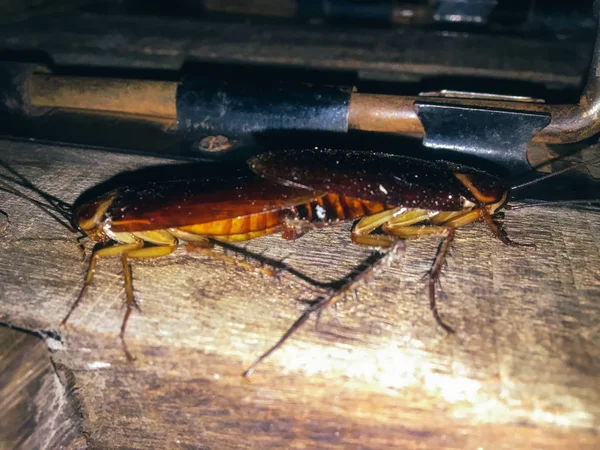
<box><xmin>70</xmin><ymin>149</ymin><xmax>517</xmax><ymax>375</ymax></box>
<box><xmin>3</xmin><ymin>148</ymin><xmax>592</xmax><ymax>376</ymax></box>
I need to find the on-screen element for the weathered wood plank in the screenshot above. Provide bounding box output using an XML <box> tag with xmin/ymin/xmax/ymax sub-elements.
<box><xmin>0</xmin><ymin>140</ymin><xmax>598</xmax><ymax>449</ymax></box>
<box><xmin>0</xmin><ymin>326</ymin><xmax>85</xmax><ymax>449</ymax></box>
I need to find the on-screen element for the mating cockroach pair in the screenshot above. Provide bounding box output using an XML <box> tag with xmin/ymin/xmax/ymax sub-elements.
<box><xmin>1</xmin><ymin>148</ymin><xmax>548</xmax><ymax>376</ymax></box>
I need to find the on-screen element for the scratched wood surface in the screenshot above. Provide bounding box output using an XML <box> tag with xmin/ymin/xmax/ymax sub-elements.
<box><xmin>0</xmin><ymin>326</ymin><xmax>85</xmax><ymax>450</ymax></box>
<box><xmin>0</xmin><ymin>139</ymin><xmax>599</xmax><ymax>449</ymax></box>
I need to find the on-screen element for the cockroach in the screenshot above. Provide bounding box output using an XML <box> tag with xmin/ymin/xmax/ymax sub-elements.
<box><xmin>67</xmin><ymin>148</ymin><xmax>519</xmax><ymax>374</ymax></box>
<box><xmin>2</xmin><ymin>148</ymin><xmax>593</xmax><ymax>376</ymax></box>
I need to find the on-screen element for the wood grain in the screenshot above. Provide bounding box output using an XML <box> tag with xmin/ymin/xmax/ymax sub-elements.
<box><xmin>0</xmin><ymin>326</ymin><xmax>85</xmax><ymax>449</ymax></box>
<box><xmin>0</xmin><ymin>140</ymin><xmax>599</xmax><ymax>449</ymax></box>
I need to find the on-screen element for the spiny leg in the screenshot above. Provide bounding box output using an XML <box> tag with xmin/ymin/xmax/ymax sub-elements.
<box><xmin>424</xmin><ymin>227</ymin><xmax>456</xmax><ymax>335</ymax></box>
<box><xmin>243</xmin><ymin>240</ymin><xmax>405</xmax><ymax>378</ymax></box>
<box><xmin>61</xmin><ymin>235</ymin><xmax>176</xmax><ymax>361</ymax></box>
<box><xmin>75</xmin><ymin>235</ymin><xmax>87</xmax><ymax>260</ymax></box>
<box><xmin>120</xmin><ymin>254</ymin><xmax>137</xmax><ymax>361</ymax></box>
<box><xmin>60</xmin><ymin>242</ymin><xmax>143</xmax><ymax>327</ymax></box>
<box><xmin>119</xmin><ymin>243</ymin><xmax>177</xmax><ymax>360</ymax></box>
<box><xmin>478</xmin><ymin>207</ymin><xmax>534</xmax><ymax>247</ymax></box>
<box><xmin>382</xmin><ymin>217</ymin><xmax>468</xmax><ymax>334</ymax></box>
<box><xmin>244</xmin><ymin>206</ymin><xmax>477</xmax><ymax>376</ymax></box>
<box><xmin>382</xmin><ymin>224</ymin><xmax>458</xmax><ymax>334</ymax></box>
<box><xmin>409</xmin><ymin>204</ymin><xmax>528</xmax><ymax>333</ymax></box>
<box><xmin>314</xmin><ymin>250</ymin><xmax>385</xmax><ymax>334</ymax></box>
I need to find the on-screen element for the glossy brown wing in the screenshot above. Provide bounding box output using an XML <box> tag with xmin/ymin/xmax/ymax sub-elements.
<box><xmin>249</xmin><ymin>149</ymin><xmax>509</xmax><ymax>211</ymax></box>
<box><xmin>79</xmin><ymin>164</ymin><xmax>321</xmax><ymax>233</ymax></box>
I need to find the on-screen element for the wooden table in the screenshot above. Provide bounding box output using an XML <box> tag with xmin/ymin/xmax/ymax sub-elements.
<box><xmin>0</xmin><ymin>139</ymin><xmax>599</xmax><ymax>449</ymax></box>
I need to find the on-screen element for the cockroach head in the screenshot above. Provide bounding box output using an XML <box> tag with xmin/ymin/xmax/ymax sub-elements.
<box><xmin>73</xmin><ymin>191</ymin><xmax>116</xmax><ymax>242</ymax></box>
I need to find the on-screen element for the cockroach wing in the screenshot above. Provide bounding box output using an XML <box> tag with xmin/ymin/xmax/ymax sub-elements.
<box><xmin>79</xmin><ymin>163</ymin><xmax>322</xmax><ymax>233</ymax></box>
<box><xmin>248</xmin><ymin>149</ymin><xmax>508</xmax><ymax>211</ymax></box>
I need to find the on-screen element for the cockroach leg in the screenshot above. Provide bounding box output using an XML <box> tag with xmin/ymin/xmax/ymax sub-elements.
<box><xmin>351</xmin><ymin>232</ymin><xmax>399</xmax><ymax>247</ymax></box>
<box><xmin>60</xmin><ymin>242</ymin><xmax>143</xmax><ymax>327</ymax></box>
<box><xmin>62</xmin><ymin>239</ymin><xmax>177</xmax><ymax>361</ymax></box>
<box><xmin>424</xmin><ymin>227</ymin><xmax>456</xmax><ymax>335</ymax></box>
<box><xmin>119</xmin><ymin>304</ymin><xmax>135</xmax><ymax>361</ymax></box>
<box><xmin>119</xmin><ymin>254</ymin><xmax>137</xmax><ymax>361</ymax></box>
<box><xmin>479</xmin><ymin>208</ymin><xmax>534</xmax><ymax>247</ymax></box>
<box><xmin>243</xmin><ymin>303</ymin><xmax>315</xmax><ymax>378</ymax></box>
<box><xmin>381</xmin><ymin>215</ymin><xmax>459</xmax><ymax>334</ymax></box>
<box><xmin>121</xmin><ymin>254</ymin><xmax>141</xmax><ymax>312</ymax></box>
<box><xmin>315</xmin><ymin>295</ymin><xmax>345</xmax><ymax>332</ymax></box>
<box><xmin>351</xmin><ymin>209</ymin><xmax>404</xmax><ymax>247</ymax></box>
<box><xmin>243</xmin><ymin>241</ymin><xmax>405</xmax><ymax>378</ymax></box>
<box><xmin>119</xmin><ymin>242</ymin><xmax>177</xmax><ymax>360</ymax></box>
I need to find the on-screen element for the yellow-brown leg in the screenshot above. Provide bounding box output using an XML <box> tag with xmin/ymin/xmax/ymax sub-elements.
<box><xmin>387</xmin><ymin>205</ymin><xmax>527</xmax><ymax>335</ymax></box>
<box><xmin>61</xmin><ymin>237</ymin><xmax>177</xmax><ymax>361</ymax></box>
<box><xmin>118</xmin><ymin>242</ymin><xmax>177</xmax><ymax>360</ymax></box>
<box><xmin>60</xmin><ymin>242</ymin><xmax>143</xmax><ymax>327</ymax></box>
<box><xmin>351</xmin><ymin>208</ymin><xmax>409</xmax><ymax>247</ymax></box>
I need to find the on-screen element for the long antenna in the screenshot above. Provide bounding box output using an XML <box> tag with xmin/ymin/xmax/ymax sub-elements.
<box><xmin>0</xmin><ymin>161</ymin><xmax>73</xmax><ymax>216</ymax></box>
<box><xmin>511</xmin><ymin>156</ymin><xmax>600</xmax><ymax>191</ymax></box>
<box><xmin>0</xmin><ymin>179</ymin><xmax>76</xmax><ymax>233</ymax></box>
<box><xmin>507</xmin><ymin>199</ymin><xmax>600</xmax><ymax>210</ymax></box>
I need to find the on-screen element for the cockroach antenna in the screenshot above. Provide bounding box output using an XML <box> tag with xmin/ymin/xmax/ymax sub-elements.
<box><xmin>0</xmin><ymin>166</ymin><xmax>86</xmax><ymax>256</ymax></box>
<box><xmin>0</xmin><ymin>160</ymin><xmax>73</xmax><ymax>218</ymax></box>
<box><xmin>506</xmin><ymin>156</ymin><xmax>600</xmax><ymax>210</ymax></box>
<box><xmin>0</xmin><ymin>178</ymin><xmax>76</xmax><ymax>233</ymax></box>
<box><xmin>511</xmin><ymin>156</ymin><xmax>600</xmax><ymax>191</ymax></box>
